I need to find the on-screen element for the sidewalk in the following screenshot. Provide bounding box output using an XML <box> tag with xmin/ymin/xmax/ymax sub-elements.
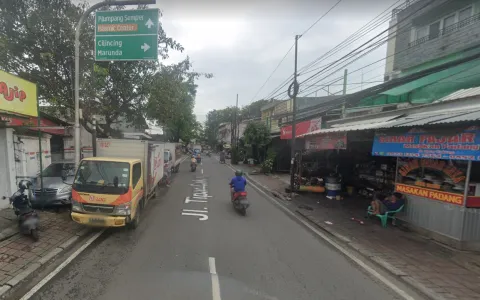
<box><xmin>0</xmin><ymin>208</ymin><xmax>91</xmax><ymax>297</ymax></box>
<box><xmin>234</xmin><ymin>162</ymin><xmax>480</xmax><ymax>300</ymax></box>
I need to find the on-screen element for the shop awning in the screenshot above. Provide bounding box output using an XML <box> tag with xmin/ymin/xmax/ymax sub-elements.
<box><xmin>381</xmin><ymin>62</ymin><xmax>476</xmax><ymax>96</ymax></box>
<box><xmin>299</xmin><ymin>115</ymin><xmax>402</xmax><ymax>137</ymax></box>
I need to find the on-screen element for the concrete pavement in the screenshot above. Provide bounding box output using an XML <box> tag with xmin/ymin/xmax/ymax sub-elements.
<box><xmin>19</xmin><ymin>157</ymin><xmax>423</xmax><ymax>300</ymax></box>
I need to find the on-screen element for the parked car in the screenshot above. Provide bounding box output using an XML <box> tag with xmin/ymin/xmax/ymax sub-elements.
<box><xmin>32</xmin><ymin>161</ymin><xmax>75</xmax><ymax>208</ymax></box>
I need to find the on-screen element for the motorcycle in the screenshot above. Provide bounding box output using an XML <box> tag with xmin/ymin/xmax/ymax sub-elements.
<box><xmin>2</xmin><ymin>180</ymin><xmax>39</xmax><ymax>241</ymax></box>
<box><xmin>191</xmin><ymin>162</ymin><xmax>197</xmax><ymax>172</ymax></box>
<box><xmin>231</xmin><ymin>190</ymin><xmax>249</xmax><ymax>216</ymax></box>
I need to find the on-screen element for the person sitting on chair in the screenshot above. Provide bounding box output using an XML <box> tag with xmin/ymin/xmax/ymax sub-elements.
<box><xmin>370</xmin><ymin>192</ymin><xmax>404</xmax><ymax>215</ymax></box>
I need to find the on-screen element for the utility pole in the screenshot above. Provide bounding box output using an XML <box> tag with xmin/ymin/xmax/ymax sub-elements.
<box><xmin>235</xmin><ymin>95</ymin><xmax>240</xmax><ymax>152</ymax></box>
<box><xmin>341</xmin><ymin>68</ymin><xmax>348</xmax><ymax>117</ymax></box>
<box><xmin>92</xmin><ymin>117</ymin><xmax>97</xmax><ymax>157</ymax></box>
<box><xmin>74</xmin><ymin>0</ymin><xmax>156</xmax><ymax>168</ymax></box>
<box><xmin>233</xmin><ymin>94</ymin><xmax>239</xmax><ymax>154</ymax></box>
<box><xmin>289</xmin><ymin>35</ymin><xmax>301</xmax><ymax>194</ymax></box>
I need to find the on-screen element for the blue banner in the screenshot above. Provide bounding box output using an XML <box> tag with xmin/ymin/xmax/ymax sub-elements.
<box><xmin>372</xmin><ymin>127</ymin><xmax>480</xmax><ymax>161</ymax></box>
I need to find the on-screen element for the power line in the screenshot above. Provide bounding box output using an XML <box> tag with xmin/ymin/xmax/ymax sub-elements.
<box><xmin>261</xmin><ymin>0</ymin><xmax>401</xmax><ymax>102</ymax></box>
<box><xmin>297</xmin><ymin>0</ymin><xmax>402</xmax><ymax>75</ymax></box>
<box><xmin>296</xmin><ymin>0</ymin><xmax>445</xmax><ymax>96</ymax></box>
<box><xmin>252</xmin><ymin>0</ymin><xmax>343</xmax><ymax>102</ymax></box>
<box><xmin>300</xmin><ymin>0</ymin><xmax>343</xmax><ymax>37</ymax></box>
<box><xmin>249</xmin><ymin>42</ymin><xmax>295</xmax><ymax>102</ymax></box>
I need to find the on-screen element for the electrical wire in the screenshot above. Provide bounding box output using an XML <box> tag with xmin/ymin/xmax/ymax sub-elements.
<box><xmin>300</xmin><ymin>0</ymin><xmax>343</xmax><ymax>37</ymax></box>
<box><xmin>248</xmin><ymin>43</ymin><xmax>295</xmax><ymax>102</ymax></box>
<box><xmin>260</xmin><ymin>0</ymin><xmax>402</xmax><ymax>102</ymax></box>
<box><xmin>297</xmin><ymin>0</ymin><xmax>402</xmax><ymax>75</ymax></box>
<box><xmin>251</xmin><ymin>0</ymin><xmax>344</xmax><ymax>102</ymax></box>
<box><xmin>296</xmin><ymin>0</ymin><xmax>448</xmax><ymax>97</ymax></box>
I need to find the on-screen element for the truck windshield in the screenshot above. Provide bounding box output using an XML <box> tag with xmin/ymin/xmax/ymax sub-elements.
<box><xmin>73</xmin><ymin>161</ymin><xmax>130</xmax><ymax>195</ymax></box>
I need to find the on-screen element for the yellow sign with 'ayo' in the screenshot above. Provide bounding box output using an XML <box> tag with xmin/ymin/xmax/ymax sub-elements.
<box><xmin>0</xmin><ymin>70</ymin><xmax>38</xmax><ymax>117</ymax></box>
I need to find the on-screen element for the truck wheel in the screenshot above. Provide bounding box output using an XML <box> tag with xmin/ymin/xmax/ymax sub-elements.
<box><xmin>128</xmin><ymin>203</ymin><xmax>141</xmax><ymax>230</ymax></box>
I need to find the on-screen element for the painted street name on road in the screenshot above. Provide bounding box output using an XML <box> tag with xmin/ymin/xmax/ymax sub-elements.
<box><xmin>95</xmin><ymin>9</ymin><xmax>159</xmax><ymax>61</ymax></box>
<box><xmin>182</xmin><ymin>178</ymin><xmax>212</xmax><ymax>221</ymax></box>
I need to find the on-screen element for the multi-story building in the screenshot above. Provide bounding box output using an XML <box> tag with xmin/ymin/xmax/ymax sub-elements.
<box><xmin>385</xmin><ymin>0</ymin><xmax>480</xmax><ymax>80</ymax></box>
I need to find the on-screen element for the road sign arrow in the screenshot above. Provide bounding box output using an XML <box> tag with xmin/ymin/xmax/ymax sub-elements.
<box><xmin>145</xmin><ymin>19</ymin><xmax>154</xmax><ymax>29</ymax></box>
<box><xmin>141</xmin><ymin>43</ymin><xmax>151</xmax><ymax>52</ymax></box>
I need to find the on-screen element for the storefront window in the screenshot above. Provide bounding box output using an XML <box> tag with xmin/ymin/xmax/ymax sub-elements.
<box><xmin>396</xmin><ymin>158</ymin><xmax>467</xmax><ymax>205</ymax></box>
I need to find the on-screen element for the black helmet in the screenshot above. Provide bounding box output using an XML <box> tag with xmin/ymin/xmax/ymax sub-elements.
<box><xmin>235</xmin><ymin>170</ymin><xmax>243</xmax><ymax>176</ymax></box>
<box><xmin>18</xmin><ymin>180</ymin><xmax>30</xmax><ymax>190</ymax></box>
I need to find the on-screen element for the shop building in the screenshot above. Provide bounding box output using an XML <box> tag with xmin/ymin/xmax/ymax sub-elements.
<box><xmin>300</xmin><ymin>87</ymin><xmax>480</xmax><ymax>250</ymax></box>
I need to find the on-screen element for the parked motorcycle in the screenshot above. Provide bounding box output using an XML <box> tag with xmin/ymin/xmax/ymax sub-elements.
<box><xmin>2</xmin><ymin>180</ymin><xmax>39</xmax><ymax>241</ymax></box>
<box><xmin>231</xmin><ymin>190</ymin><xmax>249</xmax><ymax>216</ymax></box>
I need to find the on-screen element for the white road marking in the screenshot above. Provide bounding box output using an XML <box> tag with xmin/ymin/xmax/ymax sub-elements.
<box><xmin>185</xmin><ymin>197</ymin><xmax>207</xmax><ymax>203</ymax></box>
<box><xmin>183</xmin><ymin>209</ymin><xmax>208</xmax><ymax>213</ymax></box>
<box><xmin>20</xmin><ymin>230</ymin><xmax>105</xmax><ymax>300</ymax></box>
<box><xmin>209</xmin><ymin>257</ymin><xmax>222</xmax><ymax>300</ymax></box>
<box><xmin>201</xmin><ymin>169</ymin><xmax>204</xmax><ymax>174</ymax></box>
<box><xmin>224</xmin><ymin>164</ymin><xmax>415</xmax><ymax>300</ymax></box>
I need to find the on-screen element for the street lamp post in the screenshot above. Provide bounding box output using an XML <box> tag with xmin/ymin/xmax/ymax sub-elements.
<box><xmin>74</xmin><ymin>0</ymin><xmax>156</xmax><ymax>167</ymax></box>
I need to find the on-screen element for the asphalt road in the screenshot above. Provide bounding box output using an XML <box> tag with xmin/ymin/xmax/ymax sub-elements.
<box><xmin>26</xmin><ymin>156</ymin><xmax>405</xmax><ymax>300</ymax></box>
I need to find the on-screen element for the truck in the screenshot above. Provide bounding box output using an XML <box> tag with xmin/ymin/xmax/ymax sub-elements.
<box><xmin>70</xmin><ymin>139</ymin><xmax>165</xmax><ymax>229</ymax></box>
<box><xmin>162</xmin><ymin>142</ymin><xmax>183</xmax><ymax>173</ymax></box>
<box><xmin>193</xmin><ymin>144</ymin><xmax>202</xmax><ymax>154</ymax></box>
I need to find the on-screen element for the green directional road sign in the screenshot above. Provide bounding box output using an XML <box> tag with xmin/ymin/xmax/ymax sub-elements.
<box><xmin>95</xmin><ymin>9</ymin><xmax>159</xmax><ymax>61</ymax></box>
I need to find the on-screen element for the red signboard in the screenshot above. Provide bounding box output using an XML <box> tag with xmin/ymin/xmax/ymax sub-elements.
<box><xmin>280</xmin><ymin>118</ymin><xmax>322</xmax><ymax>139</ymax></box>
<box><xmin>0</xmin><ymin>114</ymin><xmax>65</xmax><ymax>135</ymax></box>
<box><xmin>305</xmin><ymin>133</ymin><xmax>347</xmax><ymax>150</ymax></box>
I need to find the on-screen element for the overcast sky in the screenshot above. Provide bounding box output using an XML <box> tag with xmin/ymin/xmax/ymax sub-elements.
<box><xmin>91</xmin><ymin>0</ymin><xmax>401</xmax><ymax>123</ymax></box>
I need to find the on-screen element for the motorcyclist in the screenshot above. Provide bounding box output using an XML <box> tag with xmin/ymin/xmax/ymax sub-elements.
<box><xmin>219</xmin><ymin>150</ymin><xmax>225</xmax><ymax>162</ymax></box>
<box><xmin>191</xmin><ymin>155</ymin><xmax>197</xmax><ymax>165</ymax></box>
<box><xmin>229</xmin><ymin>170</ymin><xmax>247</xmax><ymax>201</ymax></box>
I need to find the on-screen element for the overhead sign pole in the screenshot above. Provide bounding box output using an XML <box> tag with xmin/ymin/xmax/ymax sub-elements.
<box><xmin>74</xmin><ymin>0</ymin><xmax>157</xmax><ymax>167</ymax></box>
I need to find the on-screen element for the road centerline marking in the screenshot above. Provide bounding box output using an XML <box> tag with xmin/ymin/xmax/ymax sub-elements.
<box><xmin>209</xmin><ymin>257</ymin><xmax>222</xmax><ymax>300</ymax></box>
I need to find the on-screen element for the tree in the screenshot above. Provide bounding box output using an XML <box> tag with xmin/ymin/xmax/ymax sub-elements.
<box><xmin>243</xmin><ymin>122</ymin><xmax>271</xmax><ymax>163</ymax></box>
<box><xmin>0</xmin><ymin>0</ymin><xmax>183</xmax><ymax>136</ymax></box>
<box><xmin>146</xmin><ymin>58</ymin><xmax>211</xmax><ymax>143</ymax></box>
<box><xmin>240</xmin><ymin>99</ymin><xmax>270</xmax><ymax>120</ymax></box>
<box><xmin>204</xmin><ymin>107</ymin><xmax>235</xmax><ymax>147</ymax></box>
<box><xmin>203</xmin><ymin>99</ymin><xmax>270</xmax><ymax>147</ymax></box>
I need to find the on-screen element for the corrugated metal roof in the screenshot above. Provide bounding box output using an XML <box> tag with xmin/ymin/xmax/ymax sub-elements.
<box><xmin>302</xmin><ymin>107</ymin><xmax>480</xmax><ymax>137</ymax></box>
<box><xmin>434</xmin><ymin>87</ymin><xmax>480</xmax><ymax>103</ymax></box>
<box><xmin>375</xmin><ymin>108</ymin><xmax>480</xmax><ymax>128</ymax></box>
<box><xmin>430</xmin><ymin>110</ymin><xmax>480</xmax><ymax>124</ymax></box>
<box><xmin>300</xmin><ymin>115</ymin><xmax>401</xmax><ymax>137</ymax></box>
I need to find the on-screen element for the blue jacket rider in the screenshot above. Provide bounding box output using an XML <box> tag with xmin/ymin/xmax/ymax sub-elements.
<box><xmin>230</xmin><ymin>170</ymin><xmax>247</xmax><ymax>200</ymax></box>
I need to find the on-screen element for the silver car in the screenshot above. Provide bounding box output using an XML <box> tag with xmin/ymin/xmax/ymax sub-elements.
<box><xmin>32</xmin><ymin>161</ymin><xmax>75</xmax><ymax>207</ymax></box>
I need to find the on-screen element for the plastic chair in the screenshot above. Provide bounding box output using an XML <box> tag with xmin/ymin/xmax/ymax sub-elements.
<box><xmin>367</xmin><ymin>205</ymin><xmax>404</xmax><ymax>227</ymax></box>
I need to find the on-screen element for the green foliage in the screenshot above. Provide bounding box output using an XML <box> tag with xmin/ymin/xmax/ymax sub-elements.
<box><xmin>243</xmin><ymin>122</ymin><xmax>271</xmax><ymax>146</ymax></box>
<box><xmin>260</xmin><ymin>158</ymin><xmax>274</xmax><ymax>174</ymax></box>
<box><xmin>203</xmin><ymin>99</ymin><xmax>269</xmax><ymax>147</ymax></box>
<box><xmin>0</xmin><ymin>0</ymin><xmax>186</xmax><ymax>137</ymax></box>
<box><xmin>146</xmin><ymin>58</ymin><xmax>211</xmax><ymax>143</ymax></box>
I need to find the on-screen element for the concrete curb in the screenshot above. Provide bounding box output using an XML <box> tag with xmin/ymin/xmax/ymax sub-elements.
<box><xmin>0</xmin><ymin>228</ymin><xmax>93</xmax><ymax>298</ymax></box>
<box><xmin>243</xmin><ymin>172</ymin><xmax>447</xmax><ymax>300</ymax></box>
<box><xmin>0</xmin><ymin>226</ymin><xmax>19</xmax><ymax>243</ymax></box>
